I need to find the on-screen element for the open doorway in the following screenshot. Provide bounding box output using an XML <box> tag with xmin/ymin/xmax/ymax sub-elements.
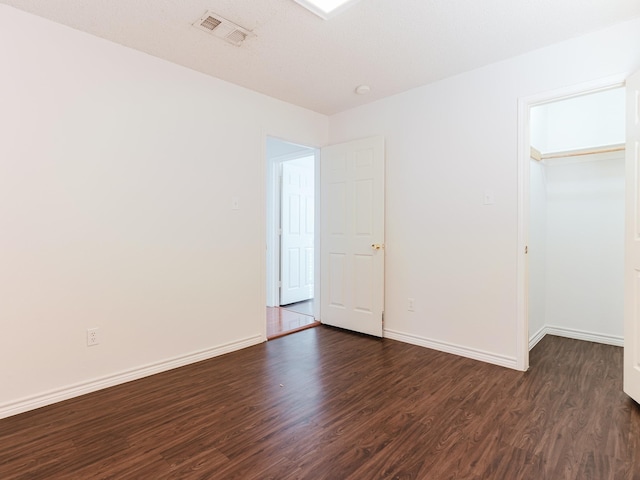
<box><xmin>525</xmin><ymin>86</ymin><xmax>626</xmax><ymax>362</ymax></box>
<box><xmin>265</xmin><ymin>137</ymin><xmax>320</xmax><ymax>339</ymax></box>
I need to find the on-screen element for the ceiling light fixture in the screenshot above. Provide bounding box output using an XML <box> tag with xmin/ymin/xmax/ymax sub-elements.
<box><xmin>293</xmin><ymin>0</ymin><xmax>362</xmax><ymax>19</ymax></box>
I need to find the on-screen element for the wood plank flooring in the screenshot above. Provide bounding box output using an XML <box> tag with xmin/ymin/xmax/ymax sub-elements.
<box><xmin>266</xmin><ymin>306</ymin><xmax>319</xmax><ymax>339</ymax></box>
<box><xmin>280</xmin><ymin>300</ymin><xmax>314</xmax><ymax>317</ymax></box>
<box><xmin>1</xmin><ymin>327</ymin><xmax>639</xmax><ymax>479</ymax></box>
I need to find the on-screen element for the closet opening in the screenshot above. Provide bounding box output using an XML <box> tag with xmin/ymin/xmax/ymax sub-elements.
<box><xmin>526</xmin><ymin>87</ymin><xmax>626</xmax><ymax>361</ymax></box>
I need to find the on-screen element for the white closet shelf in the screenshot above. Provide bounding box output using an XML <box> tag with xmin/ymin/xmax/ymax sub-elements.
<box><xmin>531</xmin><ymin>143</ymin><xmax>625</xmax><ymax>161</ymax></box>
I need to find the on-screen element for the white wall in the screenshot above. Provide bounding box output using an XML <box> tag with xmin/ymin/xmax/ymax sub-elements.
<box><xmin>530</xmin><ymin>106</ymin><xmax>550</xmax><ymax>154</ymax></box>
<box><xmin>544</xmin><ymin>154</ymin><xmax>625</xmax><ymax>341</ymax></box>
<box><xmin>529</xmin><ymin>154</ymin><xmax>625</xmax><ymax>347</ymax></box>
<box><xmin>0</xmin><ymin>5</ymin><xmax>328</xmax><ymax>418</ymax></box>
<box><xmin>531</xmin><ymin>88</ymin><xmax>625</xmax><ymax>153</ymax></box>
<box><xmin>528</xmin><ymin>160</ymin><xmax>547</xmax><ymax>342</ymax></box>
<box><xmin>328</xmin><ymin>17</ymin><xmax>640</xmax><ymax>367</ymax></box>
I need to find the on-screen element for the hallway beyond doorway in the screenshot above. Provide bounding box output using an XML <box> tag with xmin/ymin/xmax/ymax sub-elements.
<box><xmin>266</xmin><ymin>302</ymin><xmax>318</xmax><ymax>340</ymax></box>
<box><xmin>280</xmin><ymin>299</ymin><xmax>314</xmax><ymax>316</ymax></box>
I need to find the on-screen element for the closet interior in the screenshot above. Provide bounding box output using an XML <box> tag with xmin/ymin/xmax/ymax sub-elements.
<box><xmin>528</xmin><ymin>87</ymin><xmax>626</xmax><ymax>349</ymax></box>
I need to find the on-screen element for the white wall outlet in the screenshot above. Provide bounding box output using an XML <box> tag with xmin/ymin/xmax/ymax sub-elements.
<box><xmin>87</xmin><ymin>327</ymin><xmax>100</xmax><ymax>346</ymax></box>
<box><xmin>231</xmin><ymin>196</ymin><xmax>240</xmax><ymax>210</ymax></box>
<box><xmin>408</xmin><ymin>298</ymin><xmax>415</xmax><ymax>312</ymax></box>
<box><xmin>483</xmin><ymin>190</ymin><xmax>495</xmax><ymax>205</ymax></box>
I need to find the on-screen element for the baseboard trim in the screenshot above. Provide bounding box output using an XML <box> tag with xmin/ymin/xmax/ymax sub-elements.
<box><xmin>529</xmin><ymin>325</ymin><xmax>623</xmax><ymax>350</ymax></box>
<box><xmin>545</xmin><ymin>325</ymin><xmax>623</xmax><ymax>347</ymax></box>
<box><xmin>0</xmin><ymin>335</ymin><xmax>263</xmax><ymax>420</ymax></box>
<box><xmin>384</xmin><ymin>329</ymin><xmax>518</xmax><ymax>370</ymax></box>
<box><xmin>528</xmin><ymin>326</ymin><xmax>547</xmax><ymax>350</ymax></box>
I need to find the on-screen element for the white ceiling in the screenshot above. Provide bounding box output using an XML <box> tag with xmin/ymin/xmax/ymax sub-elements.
<box><xmin>3</xmin><ymin>0</ymin><xmax>640</xmax><ymax>115</ymax></box>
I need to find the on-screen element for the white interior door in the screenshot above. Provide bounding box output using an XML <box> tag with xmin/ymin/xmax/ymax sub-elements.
<box><xmin>624</xmin><ymin>70</ymin><xmax>640</xmax><ymax>403</ymax></box>
<box><xmin>280</xmin><ymin>159</ymin><xmax>315</xmax><ymax>305</ymax></box>
<box><xmin>321</xmin><ymin>136</ymin><xmax>385</xmax><ymax>337</ymax></box>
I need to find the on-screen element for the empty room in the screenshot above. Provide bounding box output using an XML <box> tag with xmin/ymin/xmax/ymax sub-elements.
<box><xmin>2</xmin><ymin>0</ymin><xmax>640</xmax><ymax>478</ymax></box>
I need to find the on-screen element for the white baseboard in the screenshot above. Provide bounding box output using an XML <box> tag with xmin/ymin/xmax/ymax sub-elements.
<box><xmin>0</xmin><ymin>335</ymin><xmax>263</xmax><ymax>420</ymax></box>
<box><xmin>529</xmin><ymin>325</ymin><xmax>623</xmax><ymax>350</ymax></box>
<box><xmin>384</xmin><ymin>329</ymin><xmax>518</xmax><ymax>370</ymax></box>
<box><xmin>544</xmin><ymin>325</ymin><xmax>623</xmax><ymax>347</ymax></box>
<box><xmin>528</xmin><ymin>326</ymin><xmax>547</xmax><ymax>350</ymax></box>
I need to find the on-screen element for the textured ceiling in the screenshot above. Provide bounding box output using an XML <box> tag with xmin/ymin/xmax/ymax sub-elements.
<box><xmin>3</xmin><ymin>0</ymin><xmax>640</xmax><ymax>114</ymax></box>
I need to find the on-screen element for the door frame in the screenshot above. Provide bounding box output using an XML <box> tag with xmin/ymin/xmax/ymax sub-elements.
<box><xmin>516</xmin><ymin>74</ymin><xmax>627</xmax><ymax>371</ymax></box>
<box><xmin>264</xmin><ymin>135</ymin><xmax>321</xmax><ymax>319</ymax></box>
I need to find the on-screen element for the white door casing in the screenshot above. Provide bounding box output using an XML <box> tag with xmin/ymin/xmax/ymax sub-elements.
<box><xmin>280</xmin><ymin>159</ymin><xmax>315</xmax><ymax>305</ymax></box>
<box><xmin>321</xmin><ymin>136</ymin><xmax>385</xmax><ymax>337</ymax></box>
<box><xmin>624</xmin><ymin>70</ymin><xmax>640</xmax><ymax>403</ymax></box>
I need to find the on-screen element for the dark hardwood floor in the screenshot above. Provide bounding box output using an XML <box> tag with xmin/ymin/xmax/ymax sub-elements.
<box><xmin>1</xmin><ymin>327</ymin><xmax>639</xmax><ymax>479</ymax></box>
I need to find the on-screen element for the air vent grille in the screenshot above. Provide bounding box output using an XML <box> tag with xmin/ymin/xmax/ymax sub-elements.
<box><xmin>226</xmin><ymin>30</ymin><xmax>247</xmax><ymax>45</ymax></box>
<box><xmin>200</xmin><ymin>16</ymin><xmax>222</xmax><ymax>31</ymax></box>
<box><xmin>193</xmin><ymin>11</ymin><xmax>254</xmax><ymax>46</ymax></box>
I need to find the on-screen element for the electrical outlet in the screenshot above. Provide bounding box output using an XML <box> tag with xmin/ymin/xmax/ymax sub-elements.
<box><xmin>87</xmin><ymin>328</ymin><xmax>100</xmax><ymax>346</ymax></box>
<box><xmin>408</xmin><ymin>298</ymin><xmax>415</xmax><ymax>312</ymax></box>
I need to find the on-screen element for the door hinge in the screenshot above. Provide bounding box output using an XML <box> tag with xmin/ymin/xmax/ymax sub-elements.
<box><xmin>382</xmin><ymin>311</ymin><xmax>385</xmax><ymax>326</ymax></box>
<box><xmin>525</xmin><ymin>246</ymin><xmax>528</xmax><ymax>254</ymax></box>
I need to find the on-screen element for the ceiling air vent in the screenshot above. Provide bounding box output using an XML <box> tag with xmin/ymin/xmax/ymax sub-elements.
<box><xmin>193</xmin><ymin>11</ymin><xmax>254</xmax><ymax>46</ymax></box>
